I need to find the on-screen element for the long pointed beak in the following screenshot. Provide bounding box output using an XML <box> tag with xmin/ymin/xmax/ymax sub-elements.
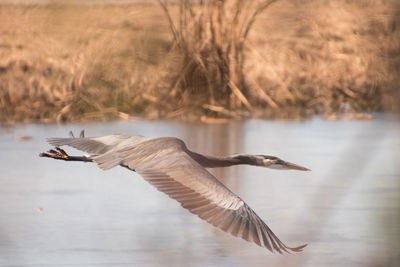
<box><xmin>270</xmin><ymin>160</ymin><xmax>311</xmax><ymax>171</ymax></box>
<box><xmin>281</xmin><ymin>160</ymin><xmax>310</xmax><ymax>171</ymax></box>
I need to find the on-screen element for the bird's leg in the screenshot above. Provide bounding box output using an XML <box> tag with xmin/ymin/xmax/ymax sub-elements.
<box><xmin>39</xmin><ymin>147</ymin><xmax>93</xmax><ymax>162</ymax></box>
<box><xmin>40</xmin><ymin>147</ymin><xmax>68</xmax><ymax>160</ymax></box>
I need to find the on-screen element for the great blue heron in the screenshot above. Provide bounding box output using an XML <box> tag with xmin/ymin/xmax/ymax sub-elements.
<box><xmin>40</xmin><ymin>131</ymin><xmax>309</xmax><ymax>253</ymax></box>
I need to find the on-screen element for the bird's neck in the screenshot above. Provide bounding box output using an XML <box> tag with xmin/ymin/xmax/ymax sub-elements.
<box><xmin>187</xmin><ymin>151</ymin><xmax>258</xmax><ymax>168</ymax></box>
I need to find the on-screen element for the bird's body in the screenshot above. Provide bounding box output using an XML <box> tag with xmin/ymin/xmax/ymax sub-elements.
<box><xmin>40</xmin><ymin>132</ymin><xmax>309</xmax><ymax>254</ymax></box>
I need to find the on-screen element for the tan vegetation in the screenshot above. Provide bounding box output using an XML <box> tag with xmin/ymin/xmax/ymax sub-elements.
<box><xmin>0</xmin><ymin>0</ymin><xmax>398</xmax><ymax>124</ymax></box>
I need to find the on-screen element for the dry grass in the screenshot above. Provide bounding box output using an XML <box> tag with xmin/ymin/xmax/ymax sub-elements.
<box><xmin>246</xmin><ymin>0</ymin><xmax>400</xmax><ymax>118</ymax></box>
<box><xmin>155</xmin><ymin>0</ymin><xmax>277</xmax><ymax>113</ymax></box>
<box><xmin>0</xmin><ymin>3</ymin><xmax>170</xmax><ymax>123</ymax></box>
<box><xmin>0</xmin><ymin>0</ymin><xmax>398</xmax><ymax>124</ymax></box>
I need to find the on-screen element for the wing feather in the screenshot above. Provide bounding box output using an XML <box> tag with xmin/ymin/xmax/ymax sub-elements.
<box><xmin>134</xmin><ymin>164</ymin><xmax>304</xmax><ymax>253</ymax></box>
<box><xmin>47</xmin><ymin>135</ymin><xmax>147</xmax><ymax>155</ymax></box>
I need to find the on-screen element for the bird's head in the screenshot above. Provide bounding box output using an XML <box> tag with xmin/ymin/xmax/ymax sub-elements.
<box><xmin>256</xmin><ymin>155</ymin><xmax>310</xmax><ymax>171</ymax></box>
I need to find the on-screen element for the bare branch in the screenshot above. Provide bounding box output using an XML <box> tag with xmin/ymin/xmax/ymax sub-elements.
<box><xmin>158</xmin><ymin>0</ymin><xmax>180</xmax><ymax>45</ymax></box>
<box><xmin>242</xmin><ymin>0</ymin><xmax>278</xmax><ymax>40</ymax></box>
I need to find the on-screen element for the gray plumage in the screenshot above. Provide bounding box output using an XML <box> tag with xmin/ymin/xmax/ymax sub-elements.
<box><xmin>43</xmin><ymin>133</ymin><xmax>308</xmax><ymax>253</ymax></box>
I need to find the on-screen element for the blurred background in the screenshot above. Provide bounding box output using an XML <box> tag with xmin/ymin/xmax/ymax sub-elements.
<box><xmin>0</xmin><ymin>0</ymin><xmax>399</xmax><ymax>123</ymax></box>
<box><xmin>0</xmin><ymin>0</ymin><xmax>399</xmax><ymax>266</ymax></box>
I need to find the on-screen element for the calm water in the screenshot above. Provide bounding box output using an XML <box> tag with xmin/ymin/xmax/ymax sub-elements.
<box><xmin>0</xmin><ymin>115</ymin><xmax>399</xmax><ymax>266</ymax></box>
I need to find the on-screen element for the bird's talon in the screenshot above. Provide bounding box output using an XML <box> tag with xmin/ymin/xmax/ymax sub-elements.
<box><xmin>55</xmin><ymin>147</ymin><xmax>67</xmax><ymax>155</ymax></box>
<box><xmin>41</xmin><ymin>147</ymin><xmax>69</xmax><ymax>160</ymax></box>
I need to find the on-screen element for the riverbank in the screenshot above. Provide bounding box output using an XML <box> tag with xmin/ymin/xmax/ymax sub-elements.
<box><xmin>0</xmin><ymin>1</ymin><xmax>399</xmax><ymax>124</ymax></box>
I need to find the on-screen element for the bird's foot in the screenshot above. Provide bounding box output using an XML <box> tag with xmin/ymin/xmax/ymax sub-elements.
<box><xmin>39</xmin><ymin>147</ymin><xmax>70</xmax><ymax>160</ymax></box>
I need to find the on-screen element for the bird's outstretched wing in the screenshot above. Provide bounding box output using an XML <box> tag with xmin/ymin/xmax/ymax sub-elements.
<box><xmin>47</xmin><ymin>136</ymin><xmax>306</xmax><ymax>253</ymax></box>
<box><xmin>47</xmin><ymin>134</ymin><xmax>148</xmax><ymax>155</ymax></box>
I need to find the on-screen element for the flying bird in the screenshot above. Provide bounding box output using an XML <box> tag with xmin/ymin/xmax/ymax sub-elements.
<box><xmin>40</xmin><ymin>131</ymin><xmax>309</xmax><ymax>253</ymax></box>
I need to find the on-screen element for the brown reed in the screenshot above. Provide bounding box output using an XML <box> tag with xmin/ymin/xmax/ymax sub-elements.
<box><xmin>0</xmin><ymin>1</ymin><xmax>398</xmax><ymax>124</ymax></box>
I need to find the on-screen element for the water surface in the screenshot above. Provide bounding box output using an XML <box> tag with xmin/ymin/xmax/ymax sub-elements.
<box><xmin>0</xmin><ymin>115</ymin><xmax>399</xmax><ymax>266</ymax></box>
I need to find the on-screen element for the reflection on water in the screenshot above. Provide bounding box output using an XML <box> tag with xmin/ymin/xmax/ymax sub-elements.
<box><xmin>0</xmin><ymin>115</ymin><xmax>399</xmax><ymax>266</ymax></box>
